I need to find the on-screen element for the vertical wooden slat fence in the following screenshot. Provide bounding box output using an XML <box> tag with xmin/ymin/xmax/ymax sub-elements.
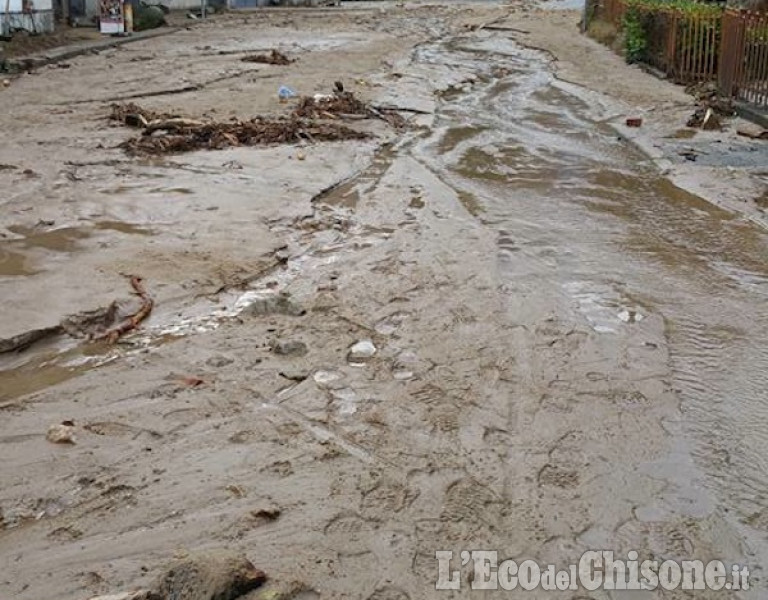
<box><xmin>626</xmin><ymin>5</ymin><xmax>721</xmax><ymax>83</ymax></box>
<box><xmin>589</xmin><ymin>0</ymin><xmax>768</xmax><ymax>108</ymax></box>
<box><xmin>720</xmin><ymin>10</ymin><xmax>768</xmax><ymax>107</ymax></box>
<box><xmin>720</xmin><ymin>10</ymin><xmax>768</xmax><ymax>108</ymax></box>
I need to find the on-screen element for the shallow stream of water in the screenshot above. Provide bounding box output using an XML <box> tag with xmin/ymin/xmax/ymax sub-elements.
<box><xmin>415</xmin><ymin>32</ymin><xmax>768</xmax><ymax>584</ymax></box>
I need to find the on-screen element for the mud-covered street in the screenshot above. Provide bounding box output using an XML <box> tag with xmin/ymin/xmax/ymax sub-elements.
<box><xmin>1</xmin><ymin>3</ymin><xmax>767</xmax><ymax>599</ymax></box>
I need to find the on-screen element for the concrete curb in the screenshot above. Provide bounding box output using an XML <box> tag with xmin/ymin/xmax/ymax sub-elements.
<box><xmin>735</xmin><ymin>103</ymin><xmax>768</xmax><ymax>130</ymax></box>
<box><xmin>3</xmin><ymin>27</ymin><xmax>178</xmax><ymax>72</ymax></box>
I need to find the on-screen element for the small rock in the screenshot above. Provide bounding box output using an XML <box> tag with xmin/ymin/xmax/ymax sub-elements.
<box><xmin>153</xmin><ymin>550</ymin><xmax>266</xmax><ymax>600</ymax></box>
<box><xmin>271</xmin><ymin>339</ymin><xmax>307</xmax><ymax>356</ymax></box>
<box><xmin>248</xmin><ymin>504</ymin><xmax>281</xmax><ymax>523</ymax></box>
<box><xmin>313</xmin><ymin>369</ymin><xmax>343</xmax><ymax>387</ymax></box>
<box><xmin>347</xmin><ymin>340</ymin><xmax>377</xmax><ymax>366</ymax></box>
<box><xmin>47</xmin><ymin>421</ymin><xmax>76</xmax><ymax>444</ymax></box>
<box><xmin>2</xmin><ymin>79</ymin><xmax>10</xmax><ymax>87</ymax></box>
<box><xmin>206</xmin><ymin>355</ymin><xmax>234</xmax><ymax>368</ymax></box>
<box><xmin>176</xmin><ymin>375</ymin><xmax>205</xmax><ymax>387</ymax></box>
<box><xmin>618</xmin><ymin>309</ymin><xmax>643</xmax><ymax>324</ymax></box>
<box><xmin>242</xmin><ymin>292</ymin><xmax>305</xmax><ymax>317</ymax></box>
<box><xmin>279</xmin><ymin>368</ymin><xmax>309</xmax><ymax>382</ymax></box>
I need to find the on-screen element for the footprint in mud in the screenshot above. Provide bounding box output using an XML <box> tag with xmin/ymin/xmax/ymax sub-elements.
<box><xmin>409</xmin><ymin>383</ymin><xmax>447</xmax><ymax>406</ymax></box>
<box><xmin>259</xmin><ymin>459</ymin><xmax>294</xmax><ymax>478</ymax></box>
<box><xmin>441</xmin><ymin>478</ymin><xmax>501</xmax><ymax>528</ymax></box>
<box><xmin>537</xmin><ymin>464</ymin><xmax>580</xmax><ymax>489</ymax></box>
<box><xmin>449</xmin><ymin>305</ymin><xmax>478</xmax><ymax>326</ymax></box>
<box><xmin>360</xmin><ymin>480</ymin><xmax>419</xmax><ymax>520</ymax></box>
<box><xmin>537</xmin><ymin>430</ymin><xmax>588</xmax><ymax>489</ymax></box>
<box><xmin>425</xmin><ymin>402</ymin><xmax>460</xmax><ymax>434</ymax></box>
<box><xmin>482</xmin><ymin>426</ymin><xmax>513</xmax><ymax>448</ymax></box>
<box><xmin>616</xmin><ymin>519</ymin><xmax>698</xmax><ymax>558</ymax></box>
<box><xmin>614</xmin><ymin>389</ymin><xmax>651</xmax><ymax>408</ymax></box>
<box><xmin>411</xmin><ymin>518</ymin><xmax>473</xmax><ymax>580</ymax></box>
<box><xmin>324</xmin><ymin>512</ymin><xmax>376</xmax><ymax>555</ymax></box>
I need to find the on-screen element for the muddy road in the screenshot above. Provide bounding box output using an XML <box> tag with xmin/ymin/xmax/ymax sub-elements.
<box><xmin>1</xmin><ymin>4</ymin><xmax>767</xmax><ymax>600</ymax></box>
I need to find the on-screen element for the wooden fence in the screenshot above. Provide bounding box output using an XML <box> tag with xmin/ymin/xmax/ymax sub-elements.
<box><xmin>645</xmin><ymin>9</ymin><xmax>721</xmax><ymax>83</ymax></box>
<box><xmin>720</xmin><ymin>10</ymin><xmax>768</xmax><ymax>108</ymax></box>
<box><xmin>589</xmin><ymin>0</ymin><xmax>768</xmax><ymax>108</ymax></box>
<box><xmin>600</xmin><ymin>0</ymin><xmax>626</xmax><ymax>27</ymax></box>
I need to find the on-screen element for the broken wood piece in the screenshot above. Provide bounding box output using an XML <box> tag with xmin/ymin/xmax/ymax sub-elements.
<box><xmin>144</xmin><ymin>117</ymin><xmax>207</xmax><ymax>134</ymax></box>
<box><xmin>92</xmin><ymin>275</ymin><xmax>153</xmax><ymax>344</ymax></box>
<box><xmin>481</xmin><ymin>25</ymin><xmax>531</xmax><ymax>33</ymax></box>
<box><xmin>700</xmin><ymin>107</ymin><xmax>721</xmax><ymax>131</ymax></box>
<box><xmin>371</xmin><ymin>104</ymin><xmax>432</xmax><ymax>115</ymax></box>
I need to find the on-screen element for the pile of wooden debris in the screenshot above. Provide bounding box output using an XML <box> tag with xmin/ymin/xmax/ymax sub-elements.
<box><xmin>294</xmin><ymin>84</ymin><xmax>407</xmax><ymax>128</ymax></box>
<box><xmin>685</xmin><ymin>81</ymin><xmax>736</xmax><ymax>130</ymax></box>
<box><xmin>108</xmin><ymin>86</ymin><xmax>420</xmax><ymax>155</ymax></box>
<box><xmin>110</xmin><ymin>104</ymin><xmax>368</xmax><ymax>155</ymax></box>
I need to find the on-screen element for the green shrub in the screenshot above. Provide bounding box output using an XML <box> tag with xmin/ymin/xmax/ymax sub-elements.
<box><xmin>622</xmin><ymin>7</ymin><xmax>647</xmax><ymax>63</ymax></box>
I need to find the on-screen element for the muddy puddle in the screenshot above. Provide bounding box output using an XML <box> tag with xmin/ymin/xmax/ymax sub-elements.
<box><xmin>0</xmin><ymin>142</ymin><xmax>404</xmax><ymax>403</ymax></box>
<box><xmin>414</xmin><ymin>32</ymin><xmax>768</xmax><ymax>576</ymax></box>
<box><xmin>0</xmin><ymin>221</ymin><xmax>151</xmax><ymax>277</ymax></box>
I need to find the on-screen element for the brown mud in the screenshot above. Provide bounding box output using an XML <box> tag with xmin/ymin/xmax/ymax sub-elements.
<box><xmin>0</xmin><ymin>3</ymin><xmax>766</xmax><ymax>600</ymax></box>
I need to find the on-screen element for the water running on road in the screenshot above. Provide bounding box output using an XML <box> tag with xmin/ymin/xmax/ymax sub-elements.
<box><xmin>415</xmin><ymin>32</ymin><xmax>768</xmax><ymax>586</ymax></box>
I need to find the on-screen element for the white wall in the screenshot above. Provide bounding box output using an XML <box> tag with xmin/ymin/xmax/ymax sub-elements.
<box><xmin>0</xmin><ymin>0</ymin><xmax>54</xmax><ymax>34</ymax></box>
<box><xmin>0</xmin><ymin>0</ymin><xmax>53</xmax><ymax>12</ymax></box>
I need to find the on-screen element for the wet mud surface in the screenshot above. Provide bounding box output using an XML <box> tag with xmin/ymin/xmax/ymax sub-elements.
<box><xmin>0</xmin><ymin>4</ymin><xmax>766</xmax><ymax>600</ymax></box>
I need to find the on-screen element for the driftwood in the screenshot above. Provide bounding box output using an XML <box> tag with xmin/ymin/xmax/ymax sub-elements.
<box><xmin>143</xmin><ymin>117</ymin><xmax>207</xmax><ymax>134</ymax></box>
<box><xmin>480</xmin><ymin>25</ymin><xmax>531</xmax><ymax>33</ymax></box>
<box><xmin>70</xmin><ymin>85</ymin><xmax>202</xmax><ymax>106</ymax></box>
<box><xmin>371</xmin><ymin>103</ymin><xmax>432</xmax><ymax>115</ymax></box>
<box><xmin>109</xmin><ymin>102</ymin><xmax>179</xmax><ymax>125</ymax></box>
<box><xmin>294</xmin><ymin>92</ymin><xmax>408</xmax><ymax>128</ymax></box>
<box><xmin>92</xmin><ymin>276</ymin><xmax>153</xmax><ymax>343</ymax></box>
